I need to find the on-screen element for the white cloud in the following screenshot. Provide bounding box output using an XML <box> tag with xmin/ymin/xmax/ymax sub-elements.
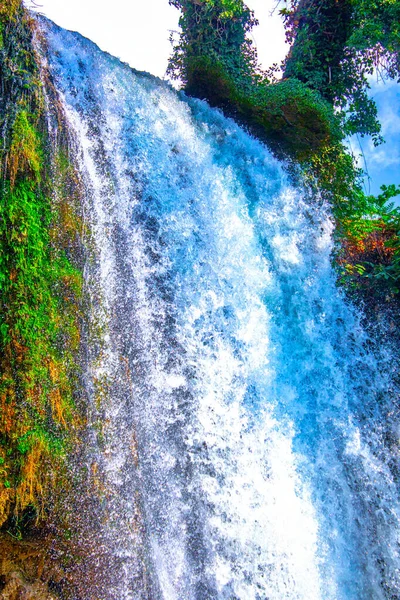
<box><xmin>27</xmin><ymin>0</ymin><xmax>180</xmax><ymax>78</ymax></box>
<box><xmin>365</xmin><ymin>146</ymin><xmax>400</xmax><ymax>167</ymax></box>
<box><xmin>378</xmin><ymin>97</ymin><xmax>400</xmax><ymax>136</ymax></box>
<box><xmin>27</xmin><ymin>0</ymin><xmax>288</xmax><ymax>79</ymax></box>
<box><xmin>247</xmin><ymin>0</ymin><xmax>289</xmax><ymax>69</ymax></box>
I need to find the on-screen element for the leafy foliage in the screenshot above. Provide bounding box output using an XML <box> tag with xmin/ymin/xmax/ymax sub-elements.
<box><xmin>168</xmin><ymin>0</ymin><xmax>260</xmax><ymax>90</ymax></box>
<box><xmin>300</xmin><ymin>135</ymin><xmax>400</xmax><ymax>295</ymax></box>
<box><xmin>334</xmin><ymin>184</ymin><xmax>400</xmax><ymax>294</ymax></box>
<box><xmin>348</xmin><ymin>0</ymin><xmax>400</xmax><ymax>78</ymax></box>
<box><xmin>169</xmin><ymin>1</ymin><xmax>341</xmax><ymax>160</ymax></box>
<box><xmin>279</xmin><ymin>0</ymin><xmax>400</xmax><ymax>295</ymax></box>
<box><xmin>281</xmin><ymin>0</ymin><xmax>400</xmax><ymax>143</ymax></box>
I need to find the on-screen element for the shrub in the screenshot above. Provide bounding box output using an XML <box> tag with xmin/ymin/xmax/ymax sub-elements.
<box><xmin>185</xmin><ymin>55</ymin><xmax>342</xmax><ymax>161</ymax></box>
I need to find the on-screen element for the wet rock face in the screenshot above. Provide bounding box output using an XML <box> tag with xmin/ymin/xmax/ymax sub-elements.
<box><xmin>0</xmin><ymin>535</ymin><xmax>59</xmax><ymax>600</ymax></box>
<box><xmin>0</xmin><ymin>571</ymin><xmax>55</xmax><ymax>600</ymax></box>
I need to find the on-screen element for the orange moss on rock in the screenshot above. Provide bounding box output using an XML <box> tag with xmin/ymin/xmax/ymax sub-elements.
<box><xmin>337</xmin><ymin>221</ymin><xmax>398</xmax><ymax>291</ymax></box>
<box><xmin>0</xmin><ymin>0</ymin><xmax>22</xmax><ymax>21</ymax></box>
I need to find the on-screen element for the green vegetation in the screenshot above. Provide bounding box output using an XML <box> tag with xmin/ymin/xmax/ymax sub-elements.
<box><xmin>0</xmin><ymin>1</ymin><xmax>82</xmax><ymax>527</ymax></box>
<box><xmin>181</xmin><ymin>55</ymin><xmax>342</xmax><ymax>161</ymax></box>
<box><xmin>168</xmin><ymin>0</ymin><xmax>340</xmax><ymax>161</ymax></box>
<box><xmin>281</xmin><ymin>0</ymin><xmax>400</xmax><ymax>142</ymax></box>
<box><xmin>168</xmin><ymin>0</ymin><xmax>259</xmax><ymax>91</ymax></box>
<box><xmin>334</xmin><ymin>184</ymin><xmax>400</xmax><ymax>295</ymax></box>
<box><xmin>280</xmin><ymin>0</ymin><xmax>400</xmax><ymax>297</ymax></box>
<box><xmin>168</xmin><ymin>0</ymin><xmax>400</xmax><ymax>300</ymax></box>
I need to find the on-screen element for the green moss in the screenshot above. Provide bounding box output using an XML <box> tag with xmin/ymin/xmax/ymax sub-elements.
<box><xmin>0</xmin><ymin>4</ymin><xmax>83</xmax><ymax>527</ymax></box>
<box><xmin>9</xmin><ymin>110</ymin><xmax>42</xmax><ymax>186</ymax></box>
<box><xmin>0</xmin><ymin>175</ymin><xmax>82</xmax><ymax>522</ymax></box>
<box><xmin>0</xmin><ymin>0</ymin><xmax>22</xmax><ymax>22</ymax></box>
<box><xmin>185</xmin><ymin>56</ymin><xmax>341</xmax><ymax>161</ymax></box>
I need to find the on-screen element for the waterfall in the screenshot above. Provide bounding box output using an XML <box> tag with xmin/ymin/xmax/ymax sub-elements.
<box><xmin>38</xmin><ymin>17</ymin><xmax>400</xmax><ymax>600</ymax></box>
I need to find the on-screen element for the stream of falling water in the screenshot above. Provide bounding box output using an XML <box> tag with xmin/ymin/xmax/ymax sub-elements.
<box><xmin>39</xmin><ymin>16</ymin><xmax>400</xmax><ymax>600</ymax></box>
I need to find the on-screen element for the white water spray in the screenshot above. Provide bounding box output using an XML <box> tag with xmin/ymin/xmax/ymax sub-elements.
<box><xmin>39</xmin><ymin>17</ymin><xmax>400</xmax><ymax>599</ymax></box>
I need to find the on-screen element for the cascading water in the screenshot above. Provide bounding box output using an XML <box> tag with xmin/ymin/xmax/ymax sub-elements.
<box><xmin>38</xmin><ymin>16</ymin><xmax>400</xmax><ymax>599</ymax></box>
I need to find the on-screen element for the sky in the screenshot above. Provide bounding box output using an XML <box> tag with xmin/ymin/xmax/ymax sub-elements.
<box><xmin>27</xmin><ymin>0</ymin><xmax>288</xmax><ymax>77</ymax></box>
<box><xmin>27</xmin><ymin>0</ymin><xmax>399</xmax><ymax>197</ymax></box>
<box><xmin>353</xmin><ymin>79</ymin><xmax>400</xmax><ymax>196</ymax></box>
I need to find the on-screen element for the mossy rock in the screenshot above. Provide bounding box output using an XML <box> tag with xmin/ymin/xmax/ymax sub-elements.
<box><xmin>185</xmin><ymin>55</ymin><xmax>342</xmax><ymax>161</ymax></box>
<box><xmin>0</xmin><ymin>4</ymin><xmax>83</xmax><ymax>528</ymax></box>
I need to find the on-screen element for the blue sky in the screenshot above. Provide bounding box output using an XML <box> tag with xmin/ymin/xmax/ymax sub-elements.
<box><xmin>351</xmin><ymin>79</ymin><xmax>400</xmax><ymax>197</ymax></box>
